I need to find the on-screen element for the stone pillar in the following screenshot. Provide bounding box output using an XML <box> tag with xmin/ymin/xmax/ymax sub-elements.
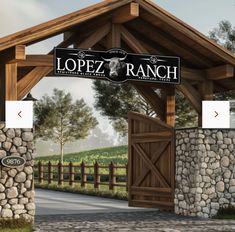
<box><xmin>175</xmin><ymin>128</ymin><xmax>235</xmax><ymax>218</ymax></box>
<box><xmin>0</xmin><ymin>122</ymin><xmax>35</xmax><ymax>221</ymax></box>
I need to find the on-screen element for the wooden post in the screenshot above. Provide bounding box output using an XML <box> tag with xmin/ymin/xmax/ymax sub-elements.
<box><xmin>166</xmin><ymin>87</ymin><xmax>175</xmax><ymax>127</ymax></box>
<box><xmin>0</xmin><ymin>64</ymin><xmax>5</xmax><ymax>120</ymax></box>
<box><xmin>38</xmin><ymin>161</ymin><xmax>43</xmax><ymax>184</ymax></box>
<box><xmin>94</xmin><ymin>161</ymin><xmax>99</xmax><ymax>189</ymax></box>
<box><xmin>80</xmin><ymin>161</ymin><xmax>86</xmax><ymax>188</ymax></box>
<box><xmin>5</xmin><ymin>63</ymin><xmax>17</xmax><ymax>100</ymax></box>
<box><xmin>126</xmin><ymin>163</ymin><xmax>128</xmax><ymax>192</ymax></box>
<box><xmin>48</xmin><ymin>161</ymin><xmax>53</xmax><ymax>184</ymax></box>
<box><xmin>109</xmin><ymin>162</ymin><xmax>116</xmax><ymax>191</ymax></box>
<box><xmin>58</xmin><ymin>161</ymin><xmax>63</xmax><ymax>186</ymax></box>
<box><xmin>69</xmin><ymin>161</ymin><xmax>75</xmax><ymax>187</ymax></box>
<box><xmin>0</xmin><ymin>46</ymin><xmax>25</xmax><ymax>119</ymax></box>
<box><xmin>198</xmin><ymin>80</ymin><xmax>214</xmax><ymax>127</ymax></box>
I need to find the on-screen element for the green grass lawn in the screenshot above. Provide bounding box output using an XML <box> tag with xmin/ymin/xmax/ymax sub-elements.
<box><xmin>0</xmin><ymin>218</ymin><xmax>32</xmax><ymax>232</ymax></box>
<box><xmin>35</xmin><ymin>181</ymin><xmax>127</xmax><ymax>200</ymax></box>
<box><xmin>36</xmin><ymin>145</ymin><xmax>128</xmax><ymax>165</ymax></box>
<box><xmin>35</xmin><ymin>145</ymin><xmax>128</xmax><ymax>199</ymax></box>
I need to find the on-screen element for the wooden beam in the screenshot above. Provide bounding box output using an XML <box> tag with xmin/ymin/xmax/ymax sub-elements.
<box><xmin>206</xmin><ymin>64</ymin><xmax>234</xmax><ymax>80</ymax></box>
<box><xmin>121</xmin><ymin>26</ymin><xmax>148</xmax><ymax>53</ymax></box>
<box><xmin>112</xmin><ymin>2</ymin><xmax>139</xmax><ymax>23</ymax></box>
<box><xmin>17</xmin><ymin>67</ymin><xmax>52</xmax><ymax>100</ymax></box>
<box><xmin>181</xmin><ymin>67</ymin><xmax>205</xmax><ymax>81</ymax></box>
<box><xmin>166</xmin><ymin>88</ymin><xmax>175</xmax><ymax>127</ymax></box>
<box><xmin>176</xmin><ymin>79</ymin><xmax>202</xmax><ymax>114</ymax></box>
<box><xmin>18</xmin><ymin>55</ymin><xmax>53</xmax><ymax>67</ymax></box>
<box><xmin>5</xmin><ymin>63</ymin><xmax>18</xmax><ymax>100</ymax></box>
<box><xmin>0</xmin><ymin>45</ymin><xmax>25</xmax><ymax>63</ymax></box>
<box><xmin>134</xmin><ymin>84</ymin><xmax>165</xmax><ymax>121</ymax></box>
<box><xmin>107</xmin><ymin>24</ymin><xmax>121</xmax><ymax>49</ymax></box>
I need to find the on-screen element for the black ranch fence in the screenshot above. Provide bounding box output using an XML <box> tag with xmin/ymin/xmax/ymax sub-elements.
<box><xmin>34</xmin><ymin>161</ymin><xmax>128</xmax><ymax>191</ymax></box>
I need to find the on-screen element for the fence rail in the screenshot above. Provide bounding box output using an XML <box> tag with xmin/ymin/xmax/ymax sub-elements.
<box><xmin>34</xmin><ymin>161</ymin><xmax>128</xmax><ymax>191</ymax></box>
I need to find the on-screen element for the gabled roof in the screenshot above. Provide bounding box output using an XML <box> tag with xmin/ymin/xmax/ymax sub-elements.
<box><xmin>0</xmin><ymin>0</ymin><xmax>235</xmax><ymax>67</ymax></box>
<box><xmin>0</xmin><ymin>0</ymin><xmax>234</xmax><ymax>70</ymax></box>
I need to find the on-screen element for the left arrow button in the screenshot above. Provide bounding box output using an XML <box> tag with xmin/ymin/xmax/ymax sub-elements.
<box><xmin>18</xmin><ymin>111</ymin><xmax>22</xmax><ymax>118</ymax></box>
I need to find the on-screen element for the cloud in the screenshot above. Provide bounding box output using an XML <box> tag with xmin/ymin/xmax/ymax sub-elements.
<box><xmin>0</xmin><ymin>0</ymin><xmax>54</xmax><ymax>37</ymax></box>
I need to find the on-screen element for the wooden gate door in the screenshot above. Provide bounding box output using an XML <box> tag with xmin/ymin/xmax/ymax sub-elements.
<box><xmin>128</xmin><ymin>112</ymin><xmax>175</xmax><ymax>211</ymax></box>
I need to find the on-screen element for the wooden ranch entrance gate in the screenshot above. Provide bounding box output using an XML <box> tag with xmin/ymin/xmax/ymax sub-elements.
<box><xmin>128</xmin><ymin>112</ymin><xmax>175</xmax><ymax>210</ymax></box>
<box><xmin>0</xmin><ymin>0</ymin><xmax>234</xmax><ymax>216</ymax></box>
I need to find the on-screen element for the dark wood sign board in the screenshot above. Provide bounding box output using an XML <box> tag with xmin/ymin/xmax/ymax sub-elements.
<box><xmin>54</xmin><ymin>48</ymin><xmax>180</xmax><ymax>84</ymax></box>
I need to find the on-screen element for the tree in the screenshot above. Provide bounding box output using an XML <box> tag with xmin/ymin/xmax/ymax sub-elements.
<box><xmin>209</xmin><ymin>20</ymin><xmax>235</xmax><ymax>53</ymax></box>
<box><xmin>175</xmin><ymin>91</ymin><xmax>197</xmax><ymax>128</ymax></box>
<box><xmin>93</xmin><ymin>81</ymin><xmax>155</xmax><ymax>136</ymax></box>
<box><xmin>34</xmin><ymin>88</ymin><xmax>98</xmax><ymax>163</ymax></box>
<box><xmin>93</xmin><ymin>80</ymin><xmax>197</xmax><ymax>135</ymax></box>
<box><xmin>209</xmin><ymin>20</ymin><xmax>235</xmax><ymax>100</ymax></box>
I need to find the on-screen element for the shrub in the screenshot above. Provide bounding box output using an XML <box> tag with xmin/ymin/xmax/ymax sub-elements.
<box><xmin>0</xmin><ymin>217</ymin><xmax>32</xmax><ymax>230</ymax></box>
<box><xmin>214</xmin><ymin>204</ymin><xmax>235</xmax><ymax>219</ymax></box>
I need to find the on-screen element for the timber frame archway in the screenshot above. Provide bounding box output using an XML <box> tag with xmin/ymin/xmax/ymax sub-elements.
<box><xmin>0</xmin><ymin>0</ymin><xmax>235</xmax><ymax>211</ymax></box>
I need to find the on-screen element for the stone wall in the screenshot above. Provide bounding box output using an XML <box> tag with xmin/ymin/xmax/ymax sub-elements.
<box><xmin>0</xmin><ymin>122</ymin><xmax>35</xmax><ymax>221</ymax></box>
<box><xmin>175</xmin><ymin>128</ymin><xmax>235</xmax><ymax>218</ymax></box>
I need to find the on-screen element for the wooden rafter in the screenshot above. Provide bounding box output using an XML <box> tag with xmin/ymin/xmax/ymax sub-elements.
<box><xmin>135</xmin><ymin>0</ymin><xmax>235</xmax><ymax>66</ymax></box>
<box><xmin>176</xmin><ymin>79</ymin><xmax>202</xmax><ymax>114</ymax></box>
<box><xmin>126</xmin><ymin>19</ymin><xmax>214</xmax><ymax>68</ymax></box>
<box><xmin>75</xmin><ymin>23</ymin><xmax>111</xmax><ymax>48</ymax></box>
<box><xmin>0</xmin><ymin>0</ymin><xmax>132</xmax><ymax>51</ymax></box>
<box><xmin>121</xmin><ymin>25</ymin><xmax>148</xmax><ymax>53</ymax></box>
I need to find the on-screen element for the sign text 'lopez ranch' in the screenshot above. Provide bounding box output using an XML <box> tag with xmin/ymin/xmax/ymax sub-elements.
<box><xmin>54</xmin><ymin>48</ymin><xmax>180</xmax><ymax>84</ymax></box>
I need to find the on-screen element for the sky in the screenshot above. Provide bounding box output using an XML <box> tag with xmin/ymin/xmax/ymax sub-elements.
<box><xmin>0</xmin><ymin>0</ymin><xmax>235</xmax><ymax>150</ymax></box>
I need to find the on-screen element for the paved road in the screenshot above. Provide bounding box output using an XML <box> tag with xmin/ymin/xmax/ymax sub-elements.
<box><xmin>35</xmin><ymin>189</ymin><xmax>155</xmax><ymax>215</ymax></box>
<box><xmin>35</xmin><ymin>189</ymin><xmax>235</xmax><ymax>232</ymax></box>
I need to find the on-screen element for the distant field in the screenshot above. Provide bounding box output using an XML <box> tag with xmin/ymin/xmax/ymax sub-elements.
<box><xmin>35</xmin><ymin>145</ymin><xmax>128</xmax><ymax>165</ymax></box>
